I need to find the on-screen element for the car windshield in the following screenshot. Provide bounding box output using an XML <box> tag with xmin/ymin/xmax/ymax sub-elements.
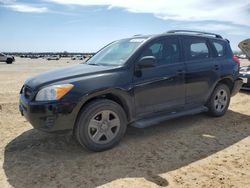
<box><xmin>87</xmin><ymin>38</ymin><xmax>147</xmax><ymax>66</ymax></box>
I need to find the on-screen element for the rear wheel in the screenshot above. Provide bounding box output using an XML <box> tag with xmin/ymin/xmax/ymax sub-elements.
<box><xmin>75</xmin><ymin>99</ymin><xmax>127</xmax><ymax>151</ymax></box>
<box><xmin>207</xmin><ymin>84</ymin><xmax>230</xmax><ymax>117</ymax></box>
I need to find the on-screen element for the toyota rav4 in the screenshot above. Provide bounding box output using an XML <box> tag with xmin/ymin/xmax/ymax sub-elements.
<box><xmin>19</xmin><ymin>30</ymin><xmax>243</xmax><ymax>151</ymax></box>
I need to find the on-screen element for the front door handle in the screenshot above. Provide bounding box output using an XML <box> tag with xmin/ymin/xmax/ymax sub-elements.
<box><xmin>177</xmin><ymin>70</ymin><xmax>185</xmax><ymax>75</ymax></box>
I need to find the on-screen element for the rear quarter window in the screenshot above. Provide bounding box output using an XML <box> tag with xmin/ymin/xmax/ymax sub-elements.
<box><xmin>211</xmin><ymin>40</ymin><xmax>225</xmax><ymax>57</ymax></box>
<box><xmin>183</xmin><ymin>38</ymin><xmax>210</xmax><ymax>61</ymax></box>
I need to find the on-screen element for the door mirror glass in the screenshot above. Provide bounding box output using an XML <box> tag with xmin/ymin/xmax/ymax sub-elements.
<box><xmin>138</xmin><ymin>56</ymin><xmax>156</xmax><ymax>68</ymax></box>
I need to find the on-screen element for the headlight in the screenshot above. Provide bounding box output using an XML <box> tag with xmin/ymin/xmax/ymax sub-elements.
<box><xmin>35</xmin><ymin>84</ymin><xmax>74</xmax><ymax>101</ymax></box>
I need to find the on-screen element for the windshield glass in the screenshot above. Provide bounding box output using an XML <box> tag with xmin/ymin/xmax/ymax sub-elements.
<box><xmin>87</xmin><ymin>38</ymin><xmax>147</xmax><ymax>66</ymax></box>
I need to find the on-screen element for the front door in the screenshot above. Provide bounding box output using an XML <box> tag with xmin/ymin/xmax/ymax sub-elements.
<box><xmin>133</xmin><ymin>37</ymin><xmax>185</xmax><ymax>116</ymax></box>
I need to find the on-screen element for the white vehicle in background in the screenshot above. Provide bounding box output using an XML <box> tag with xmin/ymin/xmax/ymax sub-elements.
<box><xmin>0</xmin><ymin>52</ymin><xmax>15</xmax><ymax>64</ymax></box>
<box><xmin>46</xmin><ymin>55</ymin><xmax>60</xmax><ymax>60</ymax></box>
<box><xmin>239</xmin><ymin>38</ymin><xmax>250</xmax><ymax>90</ymax></box>
<box><xmin>71</xmin><ymin>55</ymin><xmax>85</xmax><ymax>60</ymax></box>
<box><xmin>239</xmin><ymin>54</ymin><xmax>247</xmax><ymax>59</ymax></box>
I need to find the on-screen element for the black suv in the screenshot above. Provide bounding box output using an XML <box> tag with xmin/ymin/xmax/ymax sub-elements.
<box><xmin>19</xmin><ymin>30</ymin><xmax>243</xmax><ymax>151</ymax></box>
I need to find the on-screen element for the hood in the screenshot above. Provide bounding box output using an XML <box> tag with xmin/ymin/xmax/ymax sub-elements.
<box><xmin>238</xmin><ymin>38</ymin><xmax>250</xmax><ymax>61</ymax></box>
<box><xmin>25</xmin><ymin>64</ymin><xmax>115</xmax><ymax>89</ymax></box>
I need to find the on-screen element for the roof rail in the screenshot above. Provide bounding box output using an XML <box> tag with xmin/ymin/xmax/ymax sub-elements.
<box><xmin>167</xmin><ymin>30</ymin><xmax>223</xmax><ymax>39</ymax></box>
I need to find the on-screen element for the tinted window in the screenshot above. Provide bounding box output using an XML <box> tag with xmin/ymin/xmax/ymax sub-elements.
<box><xmin>141</xmin><ymin>41</ymin><xmax>164</xmax><ymax>60</ymax></box>
<box><xmin>183</xmin><ymin>38</ymin><xmax>210</xmax><ymax>60</ymax></box>
<box><xmin>212</xmin><ymin>41</ymin><xmax>225</xmax><ymax>57</ymax></box>
<box><xmin>163</xmin><ymin>39</ymin><xmax>181</xmax><ymax>64</ymax></box>
<box><xmin>140</xmin><ymin>39</ymin><xmax>180</xmax><ymax>64</ymax></box>
<box><xmin>87</xmin><ymin>38</ymin><xmax>147</xmax><ymax>66</ymax></box>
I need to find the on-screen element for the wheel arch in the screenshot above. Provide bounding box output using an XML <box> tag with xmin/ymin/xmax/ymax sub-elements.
<box><xmin>206</xmin><ymin>76</ymin><xmax>234</xmax><ymax>104</ymax></box>
<box><xmin>73</xmin><ymin>89</ymin><xmax>133</xmax><ymax>134</ymax></box>
<box><xmin>217</xmin><ymin>77</ymin><xmax>234</xmax><ymax>93</ymax></box>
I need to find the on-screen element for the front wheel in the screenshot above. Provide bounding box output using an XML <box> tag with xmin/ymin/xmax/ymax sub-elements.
<box><xmin>75</xmin><ymin>99</ymin><xmax>127</xmax><ymax>151</ymax></box>
<box><xmin>6</xmin><ymin>58</ymin><xmax>13</xmax><ymax>64</ymax></box>
<box><xmin>207</xmin><ymin>84</ymin><xmax>230</xmax><ymax>117</ymax></box>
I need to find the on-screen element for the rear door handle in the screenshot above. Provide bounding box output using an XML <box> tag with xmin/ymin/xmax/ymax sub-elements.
<box><xmin>214</xmin><ymin>64</ymin><xmax>219</xmax><ymax>70</ymax></box>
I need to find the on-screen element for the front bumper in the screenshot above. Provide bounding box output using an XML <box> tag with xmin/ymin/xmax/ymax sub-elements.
<box><xmin>240</xmin><ymin>74</ymin><xmax>250</xmax><ymax>90</ymax></box>
<box><xmin>19</xmin><ymin>94</ymin><xmax>78</xmax><ymax>132</ymax></box>
<box><xmin>231</xmin><ymin>78</ymin><xmax>243</xmax><ymax>96</ymax></box>
<box><xmin>239</xmin><ymin>66</ymin><xmax>250</xmax><ymax>90</ymax></box>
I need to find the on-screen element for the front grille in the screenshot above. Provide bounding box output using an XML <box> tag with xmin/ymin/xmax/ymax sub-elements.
<box><xmin>21</xmin><ymin>85</ymin><xmax>34</xmax><ymax>100</ymax></box>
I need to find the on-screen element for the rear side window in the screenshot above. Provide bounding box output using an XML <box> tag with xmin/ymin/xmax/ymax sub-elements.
<box><xmin>211</xmin><ymin>40</ymin><xmax>225</xmax><ymax>57</ymax></box>
<box><xmin>183</xmin><ymin>38</ymin><xmax>210</xmax><ymax>61</ymax></box>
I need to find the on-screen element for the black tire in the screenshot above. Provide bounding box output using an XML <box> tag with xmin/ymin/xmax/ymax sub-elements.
<box><xmin>207</xmin><ymin>84</ymin><xmax>230</xmax><ymax>117</ymax></box>
<box><xmin>6</xmin><ymin>58</ymin><xmax>13</xmax><ymax>64</ymax></box>
<box><xmin>75</xmin><ymin>99</ymin><xmax>127</xmax><ymax>151</ymax></box>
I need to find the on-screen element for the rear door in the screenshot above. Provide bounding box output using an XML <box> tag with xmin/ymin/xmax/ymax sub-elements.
<box><xmin>182</xmin><ymin>37</ymin><xmax>220</xmax><ymax>106</ymax></box>
<box><xmin>133</xmin><ymin>37</ymin><xmax>185</xmax><ymax>116</ymax></box>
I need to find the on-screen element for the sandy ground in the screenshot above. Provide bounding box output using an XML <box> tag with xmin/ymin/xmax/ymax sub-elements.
<box><xmin>0</xmin><ymin>57</ymin><xmax>250</xmax><ymax>188</ymax></box>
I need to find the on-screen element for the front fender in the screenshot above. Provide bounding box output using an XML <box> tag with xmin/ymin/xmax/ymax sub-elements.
<box><xmin>74</xmin><ymin>87</ymin><xmax>135</xmax><ymax>123</ymax></box>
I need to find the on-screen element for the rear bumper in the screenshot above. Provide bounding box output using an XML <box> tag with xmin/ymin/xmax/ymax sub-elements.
<box><xmin>19</xmin><ymin>95</ymin><xmax>78</xmax><ymax>132</ymax></box>
<box><xmin>231</xmin><ymin>78</ymin><xmax>243</xmax><ymax>96</ymax></box>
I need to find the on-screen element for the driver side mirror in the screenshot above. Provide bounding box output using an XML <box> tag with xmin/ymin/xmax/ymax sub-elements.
<box><xmin>137</xmin><ymin>56</ymin><xmax>156</xmax><ymax>69</ymax></box>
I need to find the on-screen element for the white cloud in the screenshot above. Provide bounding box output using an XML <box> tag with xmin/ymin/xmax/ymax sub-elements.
<box><xmin>47</xmin><ymin>0</ymin><xmax>250</xmax><ymax>26</ymax></box>
<box><xmin>1</xmin><ymin>0</ymin><xmax>48</xmax><ymax>13</ymax></box>
<box><xmin>0</xmin><ymin>0</ymin><xmax>14</xmax><ymax>3</ymax></box>
<box><xmin>178</xmin><ymin>23</ymin><xmax>249</xmax><ymax>37</ymax></box>
<box><xmin>3</xmin><ymin>4</ymin><xmax>48</xmax><ymax>13</ymax></box>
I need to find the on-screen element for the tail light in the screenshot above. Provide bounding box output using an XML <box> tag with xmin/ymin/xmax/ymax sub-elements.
<box><xmin>233</xmin><ymin>55</ymin><xmax>240</xmax><ymax>65</ymax></box>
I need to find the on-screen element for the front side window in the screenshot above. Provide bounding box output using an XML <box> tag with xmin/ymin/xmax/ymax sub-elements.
<box><xmin>140</xmin><ymin>39</ymin><xmax>181</xmax><ymax>65</ymax></box>
<box><xmin>184</xmin><ymin>38</ymin><xmax>210</xmax><ymax>61</ymax></box>
<box><xmin>140</xmin><ymin>41</ymin><xmax>164</xmax><ymax>60</ymax></box>
<box><xmin>87</xmin><ymin>38</ymin><xmax>147</xmax><ymax>66</ymax></box>
<box><xmin>163</xmin><ymin>39</ymin><xmax>181</xmax><ymax>64</ymax></box>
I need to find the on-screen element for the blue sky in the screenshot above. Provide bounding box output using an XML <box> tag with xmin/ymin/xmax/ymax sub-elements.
<box><xmin>0</xmin><ymin>0</ymin><xmax>249</xmax><ymax>52</ymax></box>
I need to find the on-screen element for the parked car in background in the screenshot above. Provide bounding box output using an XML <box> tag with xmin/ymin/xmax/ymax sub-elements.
<box><xmin>20</xmin><ymin>54</ymin><xmax>27</xmax><ymax>58</ymax></box>
<box><xmin>0</xmin><ymin>53</ymin><xmax>15</xmax><ymax>64</ymax></box>
<box><xmin>239</xmin><ymin>66</ymin><xmax>250</xmax><ymax>90</ymax></box>
<box><xmin>238</xmin><ymin>54</ymin><xmax>247</xmax><ymax>59</ymax></box>
<box><xmin>47</xmin><ymin>55</ymin><xmax>60</xmax><ymax>60</ymax></box>
<box><xmin>19</xmin><ymin>30</ymin><xmax>242</xmax><ymax>151</ymax></box>
<box><xmin>239</xmin><ymin>38</ymin><xmax>250</xmax><ymax>90</ymax></box>
<box><xmin>239</xmin><ymin>39</ymin><xmax>250</xmax><ymax>61</ymax></box>
<box><xmin>71</xmin><ymin>55</ymin><xmax>85</xmax><ymax>60</ymax></box>
<box><xmin>29</xmin><ymin>55</ymin><xmax>39</xmax><ymax>59</ymax></box>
